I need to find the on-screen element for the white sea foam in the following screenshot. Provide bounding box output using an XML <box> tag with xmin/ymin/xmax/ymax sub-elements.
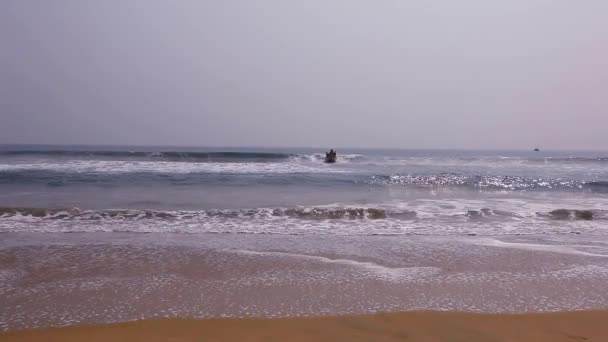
<box><xmin>471</xmin><ymin>238</ymin><xmax>608</xmax><ymax>257</ymax></box>
<box><xmin>0</xmin><ymin>160</ymin><xmax>350</xmax><ymax>174</ymax></box>
<box><xmin>233</xmin><ymin>250</ymin><xmax>440</xmax><ymax>282</ymax></box>
<box><xmin>292</xmin><ymin>153</ymin><xmax>365</xmax><ymax>163</ymax></box>
<box><xmin>1</xmin><ymin>197</ymin><xmax>608</xmax><ymax>235</ymax></box>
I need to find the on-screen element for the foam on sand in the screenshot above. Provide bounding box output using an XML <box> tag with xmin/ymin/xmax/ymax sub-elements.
<box><xmin>472</xmin><ymin>238</ymin><xmax>608</xmax><ymax>258</ymax></box>
<box><xmin>233</xmin><ymin>249</ymin><xmax>440</xmax><ymax>282</ymax></box>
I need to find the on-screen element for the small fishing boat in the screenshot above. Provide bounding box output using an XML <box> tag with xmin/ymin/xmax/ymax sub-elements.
<box><xmin>325</xmin><ymin>149</ymin><xmax>337</xmax><ymax>163</ymax></box>
<box><xmin>534</xmin><ymin>147</ymin><xmax>540</xmax><ymax>152</ymax></box>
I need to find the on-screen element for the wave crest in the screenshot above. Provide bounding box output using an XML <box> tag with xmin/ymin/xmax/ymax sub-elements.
<box><xmin>0</xmin><ymin>207</ymin><xmax>405</xmax><ymax>221</ymax></box>
<box><xmin>0</xmin><ymin>150</ymin><xmax>292</xmax><ymax>162</ymax></box>
<box><xmin>1</xmin><ymin>206</ymin><xmax>604</xmax><ymax>222</ymax></box>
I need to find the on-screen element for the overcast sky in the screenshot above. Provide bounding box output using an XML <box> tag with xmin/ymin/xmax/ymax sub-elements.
<box><xmin>1</xmin><ymin>1</ymin><xmax>607</xmax><ymax>149</ymax></box>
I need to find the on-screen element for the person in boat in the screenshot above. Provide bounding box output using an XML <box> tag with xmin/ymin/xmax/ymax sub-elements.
<box><xmin>325</xmin><ymin>149</ymin><xmax>337</xmax><ymax>162</ymax></box>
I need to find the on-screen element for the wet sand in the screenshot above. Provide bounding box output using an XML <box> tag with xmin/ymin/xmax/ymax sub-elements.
<box><xmin>2</xmin><ymin>232</ymin><xmax>608</xmax><ymax>333</ymax></box>
<box><xmin>2</xmin><ymin>311</ymin><xmax>607</xmax><ymax>341</ymax></box>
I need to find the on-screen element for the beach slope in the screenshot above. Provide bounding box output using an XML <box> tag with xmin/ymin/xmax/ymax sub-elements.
<box><xmin>2</xmin><ymin>311</ymin><xmax>607</xmax><ymax>342</ymax></box>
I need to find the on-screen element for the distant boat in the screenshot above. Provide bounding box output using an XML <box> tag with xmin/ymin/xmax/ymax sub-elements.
<box><xmin>534</xmin><ymin>148</ymin><xmax>540</xmax><ymax>152</ymax></box>
<box><xmin>324</xmin><ymin>150</ymin><xmax>337</xmax><ymax>163</ymax></box>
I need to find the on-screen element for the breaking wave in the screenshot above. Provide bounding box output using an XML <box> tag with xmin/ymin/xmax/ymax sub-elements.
<box><xmin>1</xmin><ymin>205</ymin><xmax>606</xmax><ymax>235</ymax></box>
<box><xmin>0</xmin><ymin>150</ymin><xmax>293</xmax><ymax>162</ymax></box>
<box><xmin>1</xmin><ymin>206</ymin><xmax>605</xmax><ymax>222</ymax></box>
<box><xmin>531</xmin><ymin>157</ymin><xmax>608</xmax><ymax>163</ymax></box>
<box><xmin>0</xmin><ymin>207</ymin><xmax>404</xmax><ymax>221</ymax></box>
<box><xmin>292</xmin><ymin>153</ymin><xmax>366</xmax><ymax>163</ymax></box>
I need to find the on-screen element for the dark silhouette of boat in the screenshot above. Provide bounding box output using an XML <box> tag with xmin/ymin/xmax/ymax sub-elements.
<box><xmin>325</xmin><ymin>149</ymin><xmax>337</xmax><ymax>163</ymax></box>
<box><xmin>534</xmin><ymin>147</ymin><xmax>540</xmax><ymax>152</ymax></box>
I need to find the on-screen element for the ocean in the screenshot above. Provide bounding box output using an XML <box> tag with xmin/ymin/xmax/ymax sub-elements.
<box><xmin>2</xmin><ymin>145</ymin><xmax>608</xmax><ymax>330</ymax></box>
<box><xmin>1</xmin><ymin>145</ymin><xmax>607</xmax><ymax>235</ymax></box>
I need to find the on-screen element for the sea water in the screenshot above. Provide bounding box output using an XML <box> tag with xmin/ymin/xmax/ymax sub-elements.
<box><xmin>1</xmin><ymin>145</ymin><xmax>607</xmax><ymax>236</ymax></box>
<box><xmin>3</xmin><ymin>145</ymin><xmax>608</xmax><ymax>330</ymax></box>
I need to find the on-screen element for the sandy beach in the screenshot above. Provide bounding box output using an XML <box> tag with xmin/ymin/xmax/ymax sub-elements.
<box><xmin>3</xmin><ymin>0</ymin><xmax>608</xmax><ymax>338</ymax></box>
<box><xmin>2</xmin><ymin>311</ymin><xmax>607</xmax><ymax>341</ymax></box>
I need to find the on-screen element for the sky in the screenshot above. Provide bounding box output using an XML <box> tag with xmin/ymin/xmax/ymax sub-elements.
<box><xmin>1</xmin><ymin>1</ymin><xmax>607</xmax><ymax>150</ymax></box>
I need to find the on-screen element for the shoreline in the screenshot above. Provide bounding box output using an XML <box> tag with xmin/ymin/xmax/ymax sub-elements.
<box><xmin>2</xmin><ymin>232</ymin><xmax>608</xmax><ymax>331</ymax></box>
<box><xmin>2</xmin><ymin>311</ymin><xmax>606</xmax><ymax>341</ymax></box>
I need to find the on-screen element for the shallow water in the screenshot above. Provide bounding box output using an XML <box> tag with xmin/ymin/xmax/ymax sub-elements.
<box><xmin>1</xmin><ymin>146</ymin><xmax>608</xmax><ymax>330</ymax></box>
<box><xmin>2</xmin><ymin>232</ymin><xmax>608</xmax><ymax>330</ymax></box>
<box><xmin>1</xmin><ymin>145</ymin><xmax>607</xmax><ymax>236</ymax></box>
